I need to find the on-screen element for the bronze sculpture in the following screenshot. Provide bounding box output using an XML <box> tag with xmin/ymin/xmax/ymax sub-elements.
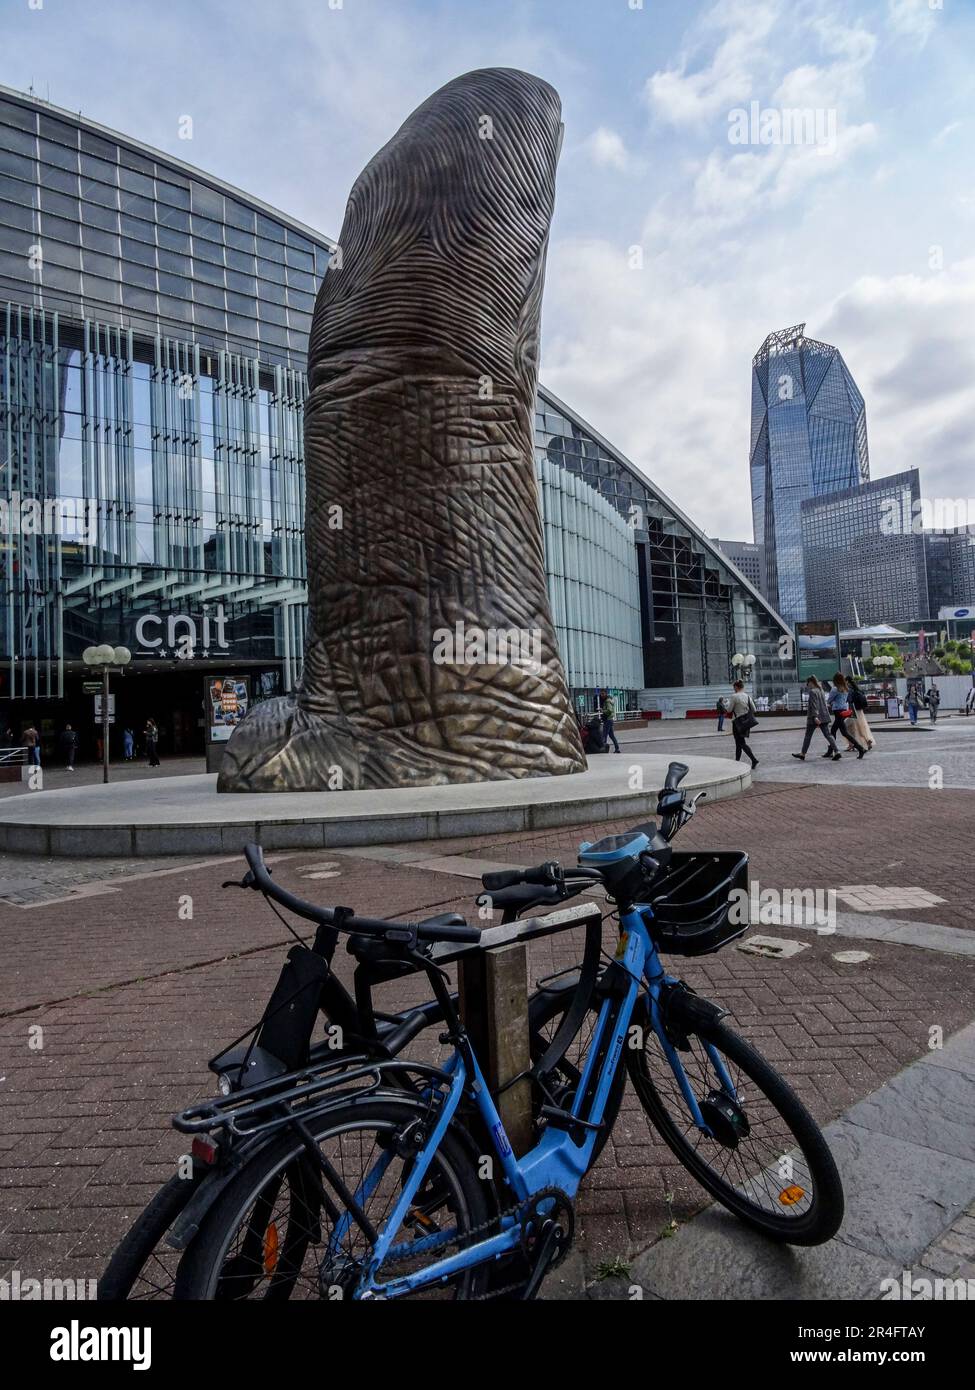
<box><xmin>219</xmin><ymin>68</ymin><xmax>585</xmax><ymax>791</ymax></box>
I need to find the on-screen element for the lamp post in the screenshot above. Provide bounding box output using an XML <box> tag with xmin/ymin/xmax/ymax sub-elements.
<box><xmin>82</xmin><ymin>645</ymin><xmax>131</xmax><ymax>784</ymax></box>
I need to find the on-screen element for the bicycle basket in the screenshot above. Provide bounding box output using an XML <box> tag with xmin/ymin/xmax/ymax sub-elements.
<box><xmin>645</xmin><ymin>852</ymin><xmax>748</xmax><ymax>956</ymax></box>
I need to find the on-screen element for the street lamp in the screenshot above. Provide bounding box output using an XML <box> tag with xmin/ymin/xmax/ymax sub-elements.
<box><xmin>82</xmin><ymin>645</ymin><xmax>132</xmax><ymax>784</ymax></box>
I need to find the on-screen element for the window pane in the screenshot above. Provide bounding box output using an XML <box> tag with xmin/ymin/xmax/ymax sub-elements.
<box><xmin>0</xmin><ymin>147</ymin><xmax>36</xmax><ymax>178</ymax></box>
<box><xmin>191</xmin><ymin>181</ymin><xmax>224</xmax><ymax>219</ymax></box>
<box><xmin>158</xmin><ymin>225</ymin><xmax>191</xmax><ymax>253</ymax></box>
<box><xmin>39</xmin><ymin>186</ymin><xmax>78</xmax><ymax>218</ymax></box>
<box><xmin>40</xmin><ymin>164</ymin><xmax>78</xmax><ymax>195</ymax></box>
<box><xmin>81</xmin><ymin>201</ymin><xmax>118</xmax><ymax>231</ymax></box>
<box><xmin>0</xmin><ymin>124</ymin><xmax>35</xmax><ymax>156</ymax></box>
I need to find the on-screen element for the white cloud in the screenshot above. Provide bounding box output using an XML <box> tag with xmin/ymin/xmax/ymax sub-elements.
<box><xmin>582</xmin><ymin>127</ymin><xmax>634</xmax><ymax>172</ymax></box>
<box><xmin>886</xmin><ymin>0</ymin><xmax>940</xmax><ymax>48</ymax></box>
<box><xmin>645</xmin><ymin>0</ymin><xmax>781</xmax><ymax>128</ymax></box>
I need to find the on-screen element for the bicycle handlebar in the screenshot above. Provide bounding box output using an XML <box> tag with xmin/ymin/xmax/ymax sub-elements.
<box><xmin>241</xmin><ymin>844</ymin><xmax>482</xmax><ymax>944</ymax></box>
<box><xmin>481</xmin><ymin>862</ymin><xmax>603</xmax><ymax>893</ymax></box>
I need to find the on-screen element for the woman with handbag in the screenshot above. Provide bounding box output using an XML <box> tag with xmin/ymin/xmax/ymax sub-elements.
<box><xmin>848</xmin><ymin>677</ymin><xmax>876</xmax><ymax>750</ymax></box>
<box><xmin>727</xmin><ymin>680</ymin><xmax>759</xmax><ymax>768</ymax></box>
<box><xmin>827</xmin><ymin>674</ymin><xmax>866</xmax><ymax>758</ymax></box>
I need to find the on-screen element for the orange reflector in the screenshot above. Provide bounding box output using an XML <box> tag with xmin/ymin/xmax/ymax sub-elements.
<box><xmin>263</xmin><ymin>1222</ymin><xmax>280</xmax><ymax>1274</ymax></box>
<box><xmin>778</xmin><ymin>1185</ymin><xmax>805</xmax><ymax>1206</ymax></box>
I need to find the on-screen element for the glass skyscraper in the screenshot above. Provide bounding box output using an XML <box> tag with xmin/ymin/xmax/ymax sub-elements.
<box><xmin>800</xmin><ymin>470</ymin><xmax>928</xmax><ymax>627</ymax></box>
<box><xmin>750</xmin><ymin>324</ymin><xmax>869</xmax><ymax>627</ymax></box>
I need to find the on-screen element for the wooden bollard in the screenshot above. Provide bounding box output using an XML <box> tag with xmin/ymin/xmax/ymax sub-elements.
<box><xmin>458</xmin><ymin>941</ymin><xmax>533</xmax><ymax>1156</ymax></box>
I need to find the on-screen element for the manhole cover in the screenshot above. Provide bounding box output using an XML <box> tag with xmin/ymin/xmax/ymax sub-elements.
<box><xmin>832</xmin><ymin>950</ymin><xmax>872</xmax><ymax>964</ymax></box>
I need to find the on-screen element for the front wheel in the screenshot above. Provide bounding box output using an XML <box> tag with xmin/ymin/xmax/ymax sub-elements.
<box><xmin>627</xmin><ymin>1012</ymin><xmax>844</xmax><ymax>1245</ymax></box>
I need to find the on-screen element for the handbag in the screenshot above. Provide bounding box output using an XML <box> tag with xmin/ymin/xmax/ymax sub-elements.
<box><xmin>734</xmin><ymin>711</ymin><xmax>759</xmax><ymax>733</ymax></box>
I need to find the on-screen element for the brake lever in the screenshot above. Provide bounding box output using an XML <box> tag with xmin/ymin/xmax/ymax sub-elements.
<box><xmin>221</xmin><ymin>871</ymin><xmax>256</xmax><ymax>890</ymax></box>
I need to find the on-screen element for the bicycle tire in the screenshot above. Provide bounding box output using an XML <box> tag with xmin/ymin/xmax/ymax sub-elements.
<box><xmin>627</xmin><ymin>1012</ymin><xmax>844</xmax><ymax>1245</ymax></box>
<box><xmin>174</xmin><ymin>1094</ymin><xmax>491</xmax><ymax>1300</ymax></box>
<box><xmin>97</xmin><ymin>1172</ymin><xmax>202</xmax><ymax>1300</ymax></box>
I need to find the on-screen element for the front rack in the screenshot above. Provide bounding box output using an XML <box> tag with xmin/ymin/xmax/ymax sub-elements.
<box><xmin>173</xmin><ymin>1054</ymin><xmax>452</xmax><ymax>1142</ymax></box>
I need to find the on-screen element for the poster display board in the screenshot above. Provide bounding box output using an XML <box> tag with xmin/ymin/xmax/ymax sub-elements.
<box><xmin>796</xmin><ymin>619</ymin><xmax>841</xmax><ymax>684</ymax></box>
<box><xmin>206</xmin><ymin>676</ymin><xmax>250</xmax><ymax>743</ymax></box>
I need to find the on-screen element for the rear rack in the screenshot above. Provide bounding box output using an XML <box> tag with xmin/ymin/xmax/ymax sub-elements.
<box><xmin>173</xmin><ymin>1054</ymin><xmax>451</xmax><ymax>1141</ymax></box>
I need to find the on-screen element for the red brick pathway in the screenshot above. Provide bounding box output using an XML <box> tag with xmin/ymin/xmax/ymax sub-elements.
<box><xmin>1</xmin><ymin>781</ymin><xmax>973</xmax><ymax>1286</ymax></box>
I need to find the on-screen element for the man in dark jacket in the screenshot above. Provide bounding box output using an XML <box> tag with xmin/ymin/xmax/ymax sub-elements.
<box><xmin>792</xmin><ymin>678</ymin><xmax>841</xmax><ymax>761</ymax></box>
<box><xmin>59</xmin><ymin>724</ymin><xmax>79</xmax><ymax>770</ymax></box>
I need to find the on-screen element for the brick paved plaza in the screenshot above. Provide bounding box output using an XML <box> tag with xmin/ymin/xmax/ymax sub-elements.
<box><xmin>1</xmin><ymin>719</ymin><xmax>974</xmax><ymax>1294</ymax></box>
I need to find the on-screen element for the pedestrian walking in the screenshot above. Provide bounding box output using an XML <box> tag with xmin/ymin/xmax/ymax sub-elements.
<box><xmin>905</xmin><ymin>684</ymin><xmax>921</xmax><ymax>727</ymax></box>
<box><xmin>792</xmin><ymin>677</ymin><xmax>841</xmax><ymax>761</ymax></box>
<box><xmin>827</xmin><ymin>674</ymin><xmax>866</xmax><ymax>758</ymax></box>
<box><xmin>716</xmin><ymin>696</ymin><xmax>727</xmax><ymax>732</ymax></box>
<box><xmin>22</xmin><ymin>723</ymin><xmax>41</xmax><ymax>767</ymax></box>
<box><xmin>727</xmin><ymin>680</ymin><xmax>759</xmax><ymax>769</ymax></box>
<box><xmin>144</xmin><ymin>718</ymin><xmax>160</xmax><ymax>768</ymax></box>
<box><xmin>123</xmin><ymin>727</ymin><xmax>135</xmax><ymax>761</ymax></box>
<box><xmin>58</xmin><ymin>724</ymin><xmax>79</xmax><ymax>771</ymax></box>
<box><xmin>848</xmin><ymin>677</ymin><xmax>876</xmax><ymax>750</ymax></box>
<box><xmin>599</xmin><ymin>689</ymin><xmax>621</xmax><ymax>753</ymax></box>
<box><xmin>926</xmin><ymin>681</ymin><xmax>941</xmax><ymax>724</ymax></box>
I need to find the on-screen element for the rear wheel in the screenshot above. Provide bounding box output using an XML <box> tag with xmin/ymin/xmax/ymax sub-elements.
<box><xmin>627</xmin><ymin>1014</ymin><xmax>844</xmax><ymax>1245</ymax></box>
<box><xmin>98</xmin><ymin>1172</ymin><xmax>201</xmax><ymax>1300</ymax></box>
<box><xmin>175</xmin><ymin>1096</ymin><xmax>490</xmax><ymax>1300</ymax></box>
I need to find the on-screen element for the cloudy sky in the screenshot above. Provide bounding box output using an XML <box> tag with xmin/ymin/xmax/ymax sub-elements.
<box><xmin>3</xmin><ymin>0</ymin><xmax>973</xmax><ymax>537</ymax></box>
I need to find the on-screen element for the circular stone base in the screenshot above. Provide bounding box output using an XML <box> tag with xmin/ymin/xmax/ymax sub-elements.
<box><xmin>0</xmin><ymin>755</ymin><xmax>750</xmax><ymax>857</ymax></box>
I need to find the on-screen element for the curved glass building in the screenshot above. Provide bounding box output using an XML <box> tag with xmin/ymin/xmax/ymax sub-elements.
<box><xmin>1</xmin><ymin>86</ymin><xmax>792</xmax><ymax>753</ymax></box>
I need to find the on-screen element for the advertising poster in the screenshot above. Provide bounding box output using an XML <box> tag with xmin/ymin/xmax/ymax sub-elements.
<box><xmin>206</xmin><ymin>676</ymin><xmax>250</xmax><ymax>743</ymax></box>
<box><xmin>796</xmin><ymin>619</ymin><xmax>840</xmax><ymax>684</ymax></box>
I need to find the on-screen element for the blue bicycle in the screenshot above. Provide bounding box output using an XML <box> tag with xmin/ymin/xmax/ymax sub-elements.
<box><xmin>174</xmin><ymin>762</ymin><xmax>844</xmax><ymax>1300</ymax></box>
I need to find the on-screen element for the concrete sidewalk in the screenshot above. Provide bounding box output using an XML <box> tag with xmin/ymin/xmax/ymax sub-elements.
<box><xmin>569</xmin><ymin>1021</ymin><xmax>975</xmax><ymax>1301</ymax></box>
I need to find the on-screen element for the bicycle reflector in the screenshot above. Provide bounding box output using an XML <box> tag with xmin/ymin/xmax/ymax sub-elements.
<box><xmin>191</xmin><ymin>1136</ymin><xmax>220</xmax><ymax>1166</ymax></box>
<box><xmin>263</xmin><ymin>1223</ymin><xmax>280</xmax><ymax>1275</ymax></box>
<box><xmin>778</xmin><ymin>1184</ymin><xmax>806</xmax><ymax>1206</ymax></box>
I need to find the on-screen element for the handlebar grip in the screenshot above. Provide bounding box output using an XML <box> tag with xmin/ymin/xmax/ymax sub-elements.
<box><xmin>481</xmin><ymin>869</ymin><xmax>523</xmax><ymax>892</ymax></box>
<box><xmin>418</xmin><ymin>922</ymin><xmax>482</xmax><ymax>944</ymax></box>
<box><xmin>664</xmin><ymin>761</ymin><xmax>690</xmax><ymax>791</ymax></box>
<box><xmin>524</xmin><ymin>862</ymin><xmax>560</xmax><ymax>886</ymax></box>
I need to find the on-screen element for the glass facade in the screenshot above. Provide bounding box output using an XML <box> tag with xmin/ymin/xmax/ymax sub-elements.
<box><xmin>800</xmin><ymin>470</ymin><xmax>928</xmax><ymax>626</ymax></box>
<box><xmin>925</xmin><ymin>528</ymin><xmax>975</xmax><ymax>612</ymax></box>
<box><xmin>0</xmin><ymin>88</ymin><xmax>333</xmax><ymax>370</ymax></box>
<box><xmin>751</xmin><ymin>324</ymin><xmax>869</xmax><ymax>627</ymax></box>
<box><xmin>537</xmin><ymin>389</ymin><xmax>792</xmax><ymax>699</ymax></box>
<box><xmin>535</xmin><ymin>455</ymin><xmax>643</xmax><ymax>705</ymax></box>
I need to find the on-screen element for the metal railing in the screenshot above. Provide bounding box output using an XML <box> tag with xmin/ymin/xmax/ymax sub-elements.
<box><xmin>0</xmin><ymin>746</ymin><xmax>28</xmax><ymax>766</ymax></box>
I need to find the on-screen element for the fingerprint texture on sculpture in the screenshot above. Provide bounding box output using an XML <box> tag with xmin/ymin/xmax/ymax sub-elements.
<box><xmin>219</xmin><ymin>68</ymin><xmax>585</xmax><ymax>791</ymax></box>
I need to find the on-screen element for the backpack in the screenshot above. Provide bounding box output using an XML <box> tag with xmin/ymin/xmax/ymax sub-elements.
<box><xmin>586</xmin><ymin>714</ymin><xmax>607</xmax><ymax>754</ymax></box>
<box><xmin>851</xmin><ymin>686</ymin><xmax>867</xmax><ymax>712</ymax></box>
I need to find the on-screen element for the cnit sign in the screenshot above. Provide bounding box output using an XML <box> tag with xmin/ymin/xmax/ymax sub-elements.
<box><xmin>134</xmin><ymin>604</ymin><xmax>230</xmax><ymax>659</ymax></box>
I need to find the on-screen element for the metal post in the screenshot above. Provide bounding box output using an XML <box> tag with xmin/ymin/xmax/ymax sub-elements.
<box><xmin>102</xmin><ymin>665</ymin><xmax>110</xmax><ymax>784</ymax></box>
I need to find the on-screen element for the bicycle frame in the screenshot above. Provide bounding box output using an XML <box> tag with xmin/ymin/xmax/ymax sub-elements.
<box><xmin>355</xmin><ymin>903</ymin><xmax>738</xmax><ymax>1299</ymax></box>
